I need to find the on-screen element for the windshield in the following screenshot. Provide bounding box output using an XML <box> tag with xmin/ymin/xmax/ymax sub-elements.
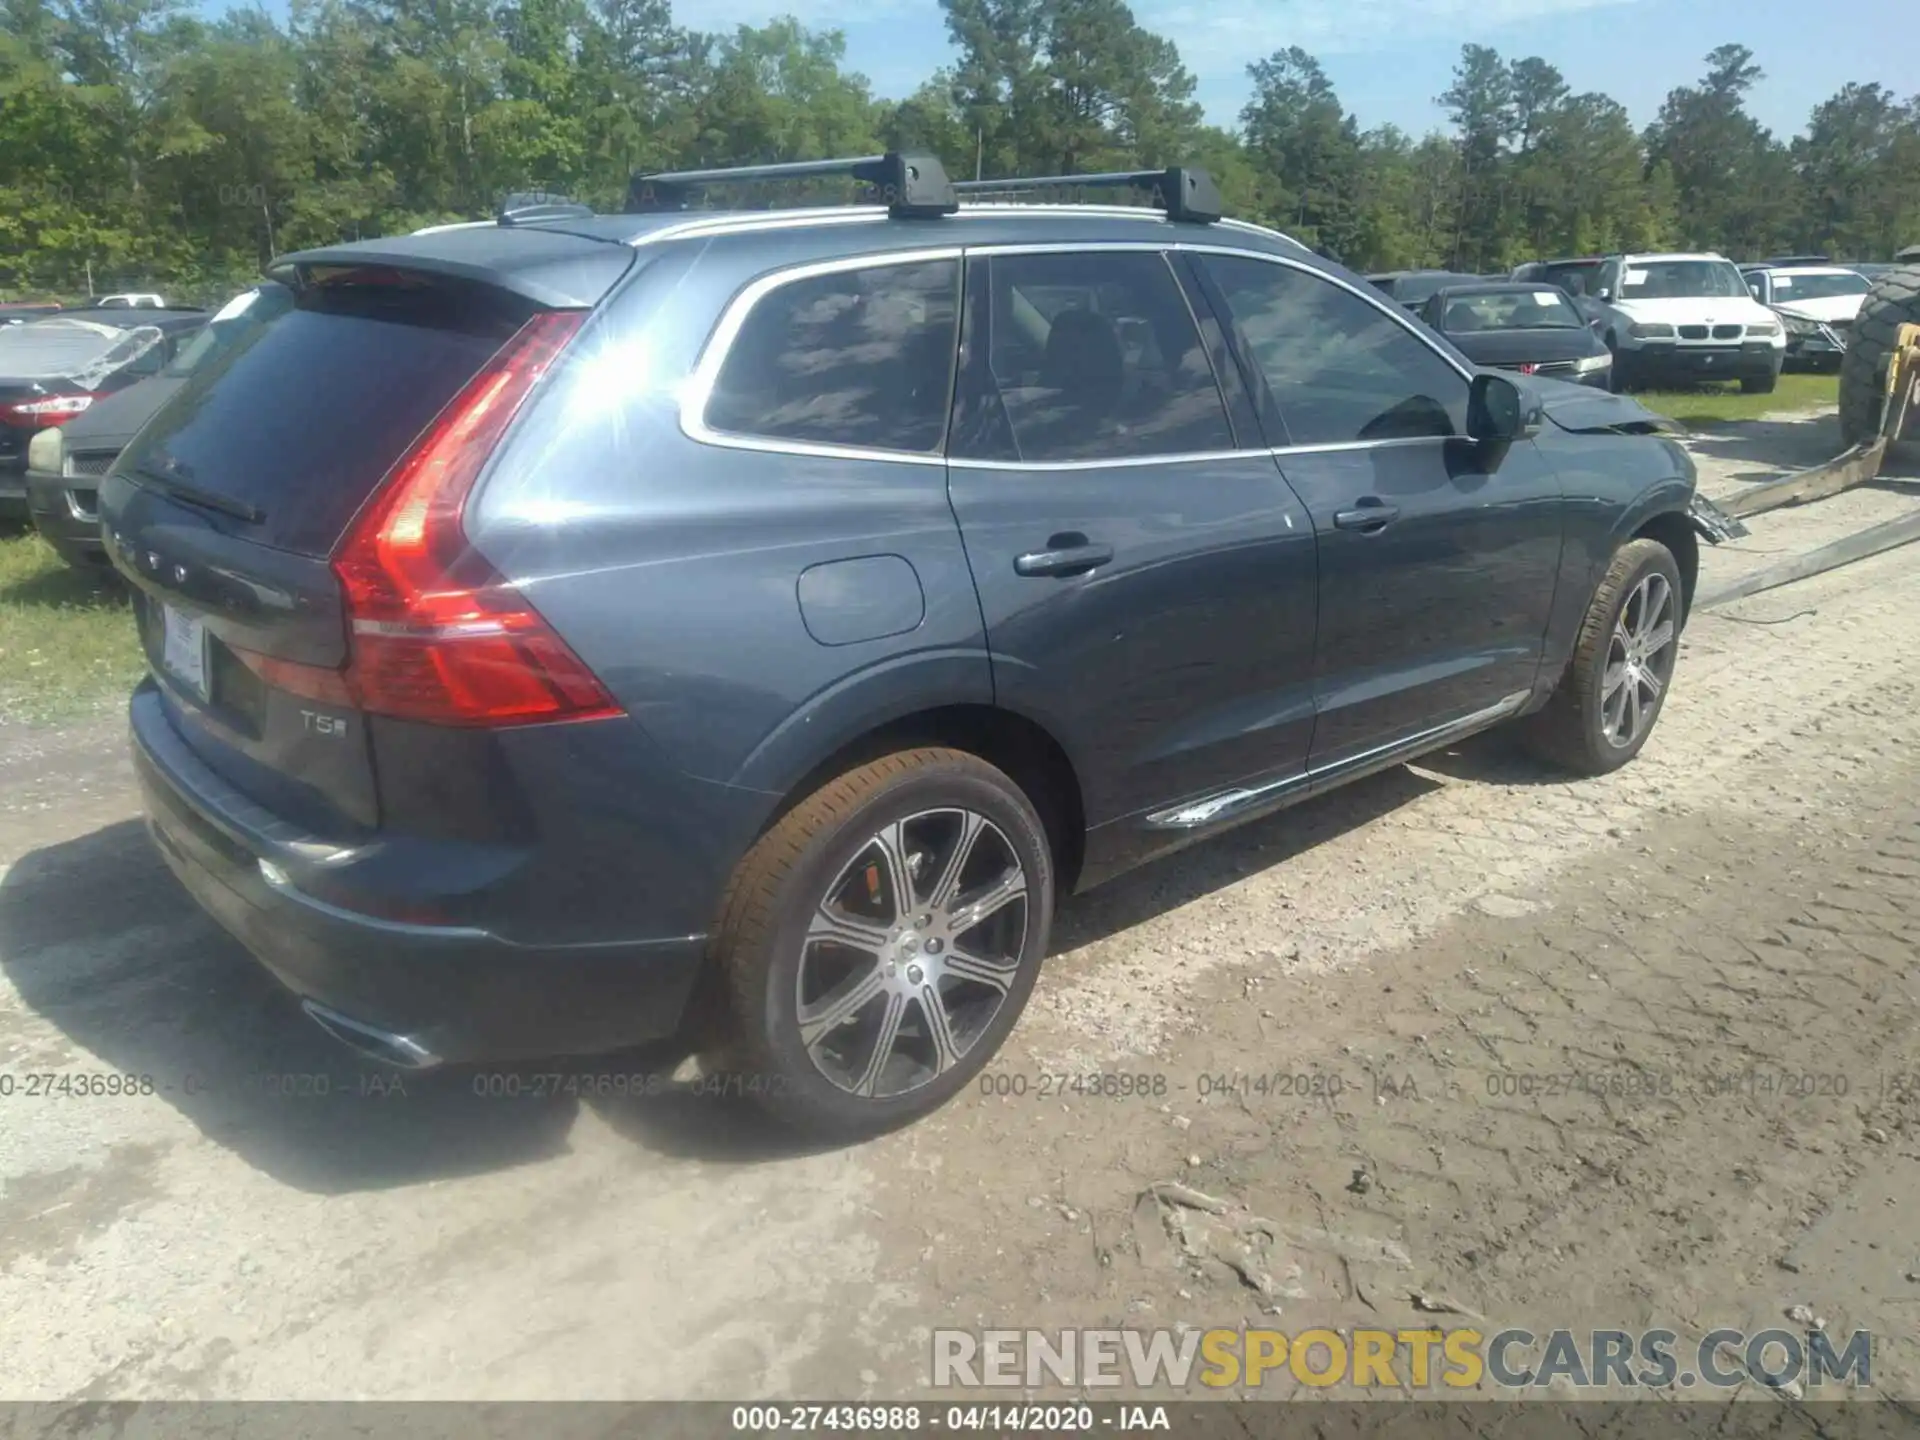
<box><xmin>1620</xmin><ymin>260</ymin><xmax>1749</xmax><ymax>300</ymax></box>
<box><xmin>1395</xmin><ymin>274</ymin><xmax>1475</xmax><ymax>306</ymax></box>
<box><xmin>1440</xmin><ymin>290</ymin><xmax>1584</xmax><ymax>332</ymax></box>
<box><xmin>1541</xmin><ymin>262</ymin><xmax>1602</xmax><ymax>296</ymax></box>
<box><xmin>1769</xmin><ymin>271</ymin><xmax>1871</xmax><ymax>303</ymax></box>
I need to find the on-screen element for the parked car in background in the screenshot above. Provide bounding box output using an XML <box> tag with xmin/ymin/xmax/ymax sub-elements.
<box><xmin>27</xmin><ymin>289</ymin><xmax>281</xmax><ymax>565</ymax></box>
<box><xmin>0</xmin><ymin>310</ymin><xmax>206</xmax><ymax>518</ymax></box>
<box><xmin>1419</xmin><ymin>282</ymin><xmax>1614</xmax><ymax>387</ymax></box>
<box><xmin>1365</xmin><ymin>269</ymin><xmax>1485</xmax><ymax>312</ymax></box>
<box><xmin>0</xmin><ymin>300</ymin><xmax>64</xmax><ymax>326</ymax></box>
<box><xmin>1896</xmin><ymin>245</ymin><xmax>1920</xmax><ymax>264</ymax></box>
<box><xmin>1511</xmin><ymin>257</ymin><xmax>1606</xmax><ymax>301</ymax></box>
<box><xmin>100</xmin><ymin>153</ymin><xmax>1735</xmax><ymax>1137</ymax></box>
<box><xmin>81</xmin><ymin>292</ymin><xmax>170</xmax><ymax>310</ymax></box>
<box><xmin>1583</xmin><ymin>252</ymin><xmax>1786</xmax><ymax>393</ymax></box>
<box><xmin>1739</xmin><ymin>264</ymin><xmax>1870</xmax><ymax>371</ymax></box>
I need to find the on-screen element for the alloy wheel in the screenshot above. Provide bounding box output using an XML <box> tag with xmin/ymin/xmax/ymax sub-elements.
<box><xmin>1601</xmin><ymin>572</ymin><xmax>1676</xmax><ymax>748</ymax></box>
<box><xmin>796</xmin><ymin>808</ymin><xmax>1030</xmax><ymax>1098</ymax></box>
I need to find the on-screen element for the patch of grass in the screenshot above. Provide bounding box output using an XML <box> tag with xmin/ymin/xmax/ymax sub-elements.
<box><xmin>1631</xmin><ymin>370</ymin><xmax>1838</xmax><ymax>427</ymax></box>
<box><xmin>0</xmin><ymin>527</ymin><xmax>144</xmax><ymax>724</ymax></box>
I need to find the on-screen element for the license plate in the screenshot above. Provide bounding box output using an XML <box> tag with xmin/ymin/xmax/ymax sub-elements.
<box><xmin>160</xmin><ymin>603</ymin><xmax>209</xmax><ymax>702</ymax></box>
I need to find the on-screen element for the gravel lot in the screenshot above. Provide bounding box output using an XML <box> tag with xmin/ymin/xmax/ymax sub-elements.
<box><xmin>2</xmin><ymin>409</ymin><xmax>1917</xmax><ymax>1407</ymax></box>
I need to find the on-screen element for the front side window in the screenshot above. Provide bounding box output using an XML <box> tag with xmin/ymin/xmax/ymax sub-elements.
<box><xmin>704</xmin><ymin>258</ymin><xmax>961</xmax><ymax>454</ymax></box>
<box><xmin>959</xmin><ymin>250</ymin><xmax>1234</xmax><ymax>463</ymax></box>
<box><xmin>1200</xmin><ymin>254</ymin><xmax>1468</xmax><ymax>446</ymax></box>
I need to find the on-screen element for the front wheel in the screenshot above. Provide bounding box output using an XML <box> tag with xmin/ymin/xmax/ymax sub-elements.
<box><xmin>1521</xmin><ymin>539</ymin><xmax>1684</xmax><ymax>776</ymax></box>
<box><xmin>1740</xmin><ymin>369</ymin><xmax>1779</xmax><ymax>395</ymax></box>
<box><xmin>713</xmin><ymin>747</ymin><xmax>1054</xmax><ymax>1139</ymax></box>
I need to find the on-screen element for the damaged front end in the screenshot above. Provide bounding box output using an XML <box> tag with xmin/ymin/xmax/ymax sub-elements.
<box><xmin>1687</xmin><ymin>491</ymin><xmax>1749</xmax><ymax>543</ymax></box>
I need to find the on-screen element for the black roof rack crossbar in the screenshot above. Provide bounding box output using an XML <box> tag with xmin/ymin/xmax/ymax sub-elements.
<box><xmin>952</xmin><ymin>166</ymin><xmax>1223</xmax><ymax>224</ymax></box>
<box><xmin>625</xmin><ymin>152</ymin><xmax>957</xmax><ymax>219</ymax></box>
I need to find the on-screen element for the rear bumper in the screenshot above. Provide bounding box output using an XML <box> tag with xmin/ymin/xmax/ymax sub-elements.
<box><xmin>130</xmin><ymin>681</ymin><xmax>710</xmax><ymax>1065</ymax></box>
<box><xmin>25</xmin><ymin>467</ymin><xmax>108</xmax><ymax>564</ymax></box>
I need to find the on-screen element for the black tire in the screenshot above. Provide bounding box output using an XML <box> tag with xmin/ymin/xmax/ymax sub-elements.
<box><xmin>713</xmin><ymin>747</ymin><xmax>1054</xmax><ymax>1139</ymax></box>
<box><xmin>1839</xmin><ymin>265</ymin><xmax>1920</xmax><ymax>446</ymax></box>
<box><xmin>1521</xmin><ymin>538</ymin><xmax>1685</xmax><ymax>777</ymax></box>
<box><xmin>1740</xmin><ymin>369</ymin><xmax>1778</xmax><ymax>395</ymax></box>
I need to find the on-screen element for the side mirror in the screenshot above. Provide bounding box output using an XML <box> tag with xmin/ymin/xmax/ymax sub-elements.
<box><xmin>1468</xmin><ymin>372</ymin><xmax>1528</xmax><ymax>444</ymax></box>
<box><xmin>1596</xmin><ymin>287</ymin><xmax>1612</xmax><ymax>302</ymax></box>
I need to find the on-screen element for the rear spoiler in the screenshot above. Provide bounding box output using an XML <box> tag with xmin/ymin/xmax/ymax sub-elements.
<box><xmin>270</xmin><ymin>228</ymin><xmax>636</xmax><ymax>310</ymax></box>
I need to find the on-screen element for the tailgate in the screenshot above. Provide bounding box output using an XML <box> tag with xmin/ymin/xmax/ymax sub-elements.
<box><xmin>100</xmin><ymin>236</ymin><xmax>634</xmax><ymax>835</ymax></box>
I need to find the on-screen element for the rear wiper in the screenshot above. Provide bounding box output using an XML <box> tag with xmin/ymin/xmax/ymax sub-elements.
<box><xmin>130</xmin><ymin>464</ymin><xmax>265</xmax><ymax>524</ymax></box>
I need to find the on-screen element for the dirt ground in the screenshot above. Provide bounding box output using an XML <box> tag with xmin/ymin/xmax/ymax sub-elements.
<box><xmin>2</xmin><ymin>410</ymin><xmax>1918</xmax><ymax>1408</ymax></box>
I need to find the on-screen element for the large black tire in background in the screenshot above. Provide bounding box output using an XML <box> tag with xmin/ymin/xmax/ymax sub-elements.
<box><xmin>1839</xmin><ymin>265</ymin><xmax>1920</xmax><ymax>447</ymax></box>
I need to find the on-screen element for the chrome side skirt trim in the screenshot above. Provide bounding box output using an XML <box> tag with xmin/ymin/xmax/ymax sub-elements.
<box><xmin>1143</xmin><ymin>689</ymin><xmax>1532</xmax><ymax>831</ymax></box>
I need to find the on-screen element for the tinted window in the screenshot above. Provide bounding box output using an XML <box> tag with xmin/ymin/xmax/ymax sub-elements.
<box><xmin>704</xmin><ymin>259</ymin><xmax>959</xmax><ymax>454</ymax></box>
<box><xmin>1202</xmin><ymin>255</ymin><xmax>1467</xmax><ymax>446</ymax></box>
<box><xmin>120</xmin><ymin>273</ymin><xmax>532</xmax><ymax>556</ymax></box>
<box><xmin>962</xmin><ymin>251</ymin><xmax>1232</xmax><ymax>463</ymax></box>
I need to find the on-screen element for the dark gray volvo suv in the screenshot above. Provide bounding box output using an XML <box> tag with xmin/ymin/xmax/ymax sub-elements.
<box><xmin>99</xmin><ymin>155</ymin><xmax>1740</xmax><ymax>1136</ymax></box>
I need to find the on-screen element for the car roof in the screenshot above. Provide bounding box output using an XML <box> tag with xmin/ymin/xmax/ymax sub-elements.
<box><xmin>275</xmin><ymin>203</ymin><xmax>1322</xmax><ymax>308</ymax></box>
<box><xmin>1620</xmin><ymin>252</ymin><xmax>1733</xmax><ymax>264</ymax></box>
<box><xmin>1749</xmin><ymin>265</ymin><xmax>1863</xmax><ymax>278</ymax></box>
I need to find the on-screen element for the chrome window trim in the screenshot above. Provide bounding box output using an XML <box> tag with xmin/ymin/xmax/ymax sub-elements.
<box><xmin>680</xmin><ymin>246</ymin><xmax>964</xmax><ymax>466</ymax></box>
<box><xmin>680</xmin><ymin>236</ymin><xmax>1472</xmax><ymax>468</ymax></box>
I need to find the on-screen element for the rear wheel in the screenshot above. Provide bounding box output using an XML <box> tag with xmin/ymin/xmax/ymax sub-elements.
<box><xmin>1522</xmin><ymin>539</ymin><xmax>1683</xmax><ymax>776</ymax></box>
<box><xmin>714</xmin><ymin>747</ymin><xmax>1053</xmax><ymax>1138</ymax></box>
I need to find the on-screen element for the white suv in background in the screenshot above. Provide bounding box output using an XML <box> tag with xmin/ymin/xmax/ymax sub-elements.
<box><xmin>1740</xmin><ymin>265</ymin><xmax>1871</xmax><ymax>372</ymax></box>
<box><xmin>1586</xmin><ymin>252</ymin><xmax>1787</xmax><ymax>393</ymax></box>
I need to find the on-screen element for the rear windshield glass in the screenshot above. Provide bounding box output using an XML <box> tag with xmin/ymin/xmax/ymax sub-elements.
<box><xmin>0</xmin><ymin>318</ymin><xmax>136</xmax><ymax>381</ymax></box>
<box><xmin>1769</xmin><ymin>271</ymin><xmax>1871</xmax><ymax>301</ymax></box>
<box><xmin>1540</xmin><ymin>262</ymin><xmax>1602</xmax><ymax>296</ymax></box>
<box><xmin>119</xmin><ymin>271</ymin><xmax>533</xmax><ymax>555</ymax></box>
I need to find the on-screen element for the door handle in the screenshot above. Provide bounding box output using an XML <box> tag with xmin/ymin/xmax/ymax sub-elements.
<box><xmin>1014</xmin><ymin>535</ymin><xmax>1113</xmax><ymax>578</ymax></box>
<box><xmin>1333</xmin><ymin>500</ymin><xmax>1400</xmax><ymax>533</ymax></box>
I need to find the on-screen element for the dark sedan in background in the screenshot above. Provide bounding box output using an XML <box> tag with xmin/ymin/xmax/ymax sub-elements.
<box><xmin>0</xmin><ymin>310</ymin><xmax>206</xmax><ymax>519</ymax></box>
<box><xmin>1420</xmin><ymin>282</ymin><xmax>1615</xmax><ymax>388</ymax></box>
<box><xmin>26</xmin><ymin>290</ymin><xmax>274</xmax><ymax>564</ymax></box>
<box><xmin>1366</xmin><ymin>269</ymin><xmax>1487</xmax><ymax>312</ymax></box>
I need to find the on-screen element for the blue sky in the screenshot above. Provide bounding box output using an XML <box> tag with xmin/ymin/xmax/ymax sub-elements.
<box><xmin>684</xmin><ymin>0</ymin><xmax>1919</xmax><ymax>141</ymax></box>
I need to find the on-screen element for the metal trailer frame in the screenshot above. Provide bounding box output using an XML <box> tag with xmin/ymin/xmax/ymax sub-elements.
<box><xmin>1697</xmin><ymin>322</ymin><xmax>1920</xmax><ymax>611</ymax></box>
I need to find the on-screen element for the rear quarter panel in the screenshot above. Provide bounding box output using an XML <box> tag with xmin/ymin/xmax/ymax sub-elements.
<box><xmin>467</xmin><ymin>234</ymin><xmax>995</xmax><ymax>819</ymax></box>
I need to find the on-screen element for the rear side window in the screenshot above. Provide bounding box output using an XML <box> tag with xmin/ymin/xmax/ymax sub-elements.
<box><xmin>703</xmin><ymin>259</ymin><xmax>960</xmax><ymax>454</ymax></box>
<box><xmin>955</xmin><ymin>250</ymin><xmax>1233</xmax><ymax>464</ymax></box>
<box><xmin>118</xmin><ymin>272</ymin><xmax>532</xmax><ymax>556</ymax></box>
<box><xmin>1200</xmin><ymin>255</ymin><xmax>1467</xmax><ymax>446</ymax></box>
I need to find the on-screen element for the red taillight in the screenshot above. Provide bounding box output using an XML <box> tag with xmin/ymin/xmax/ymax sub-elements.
<box><xmin>2</xmin><ymin>393</ymin><xmax>95</xmax><ymax>428</ymax></box>
<box><xmin>240</xmin><ymin>309</ymin><xmax>621</xmax><ymax>729</ymax></box>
